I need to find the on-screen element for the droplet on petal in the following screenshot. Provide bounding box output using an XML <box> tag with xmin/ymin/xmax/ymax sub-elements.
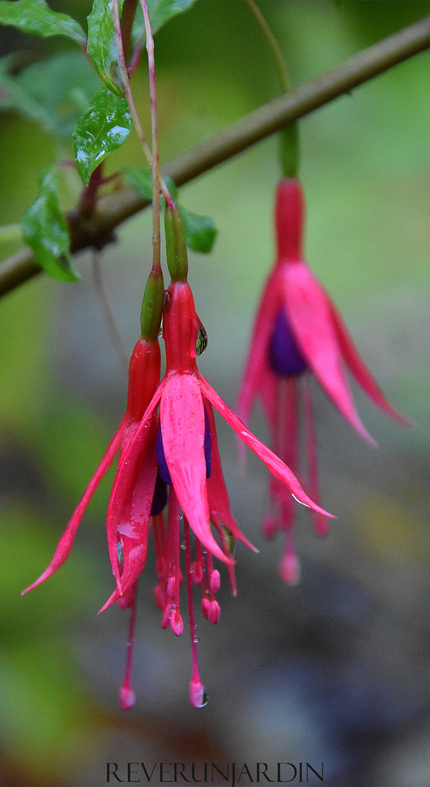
<box><xmin>196</xmin><ymin>324</ymin><xmax>208</xmax><ymax>356</ymax></box>
<box><xmin>269</xmin><ymin>310</ymin><xmax>308</xmax><ymax>377</ymax></box>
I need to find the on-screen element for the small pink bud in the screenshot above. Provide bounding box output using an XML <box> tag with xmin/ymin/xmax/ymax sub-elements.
<box><xmin>119</xmin><ymin>685</ymin><xmax>136</xmax><ymax>710</ymax></box>
<box><xmin>167</xmin><ymin>576</ymin><xmax>175</xmax><ymax>599</ymax></box>
<box><xmin>170</xmin><ymin>610</ymin><xmax>184</xmax><ymax>636</ymax></box>
<box><xmin>116</xmin><ymin>585</ymin><xmax>135</xmax><ymax>610</ymax></box>
<box><xmin>189</xmin><ymin>678</ymin><xmax>208</xmax><ymax>708</ymax></box>
<box><xmin>201</xmin><ymin>597</ymin><xmax>211</xmax><ymax>619</ymax></box>
<box><xmin>209</xmin><ymin>569</ymin><xmax>221</xmax><ymax>594</ymax></box>
<box><xmin>192</xmin><ymin>561</ymin><xmax>204</xmax><ymax>584</ymax></box>
<box><xmin>279</xmin><ymin>549</ymin><xmax>301</xmax><ymax>585</ymax></box>
<box><xmin>262</xmin><ymin>515</ymin><xmax>278</xmax><ymax>540</ymax></box>
<box><xmin>154</xmin><ymin>584</ymin><xmax>165</xmax><ymax>611</ymax></box>
<box><xmin>207</xmin><ymin>600</ymin><xmax>220</xmax><ymax>625</ymax></box>
<box><xmin>161</xmin><ymin>604</ymin><xmax>171</xmax><ymax>629</ymax></box>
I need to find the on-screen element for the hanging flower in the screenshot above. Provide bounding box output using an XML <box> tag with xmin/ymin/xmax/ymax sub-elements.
<box><xmin>237</xmin><ymin>178</ymin><xmax>408</xmax><ymax>583</ymax></box>
<box><xmin>22</xmin><ymin>271</ymin><xmax>165</xmax><ymax>710</ymax></box>
<box><xmin>103</xmin><ymin>201</ymin><xmax>332</xmax><ymax>706</ymax></box>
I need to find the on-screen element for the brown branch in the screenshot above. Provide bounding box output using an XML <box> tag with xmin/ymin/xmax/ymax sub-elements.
<box><xmin>1</xmin><ymin>14</ymin><xmax>430</xmax><ymax>297</ymax></box>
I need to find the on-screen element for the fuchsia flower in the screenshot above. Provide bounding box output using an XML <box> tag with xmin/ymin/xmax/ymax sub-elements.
<box><xmin>104</xmin><ymin>202</ymin><xmax>332</xmax><ymax>705</ymax></box>
<box><xmin>23</xmin><ymin>201</ymin><xmax>331</xmax><ymax>709</ymax></box>
<box><xmin>237</xmin><ymin>178</ymin><xmax>408</xmax><ymax>584</ymax></box>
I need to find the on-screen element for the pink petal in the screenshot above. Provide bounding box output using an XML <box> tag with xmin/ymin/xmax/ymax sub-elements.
<box><xmin>199</xmin><ymin>375</ymin><xmax>334</xmax><ymax>520</ymax></box>
<box><xmin>329</xmin><ymin>299</ymin><xmax>411</xmax><ymax>426</ymax></box>
<box><xmin>236</xmin><ymin>268</ymin><xmax>282</xmax><ymax>460</ymax></box>
<box><xmin>161</xmin><ymin>375</ymin><xmax>230</xmax><ymax>564</ymax></box>
<box><xmin>281</xmin><ymin>261</ymin><xmax>376</xmax><ymax>445</ymax></box>
<box><xmin>22</xmin><ymin>421</ymin><xmax>126</xmax><ymax>595</ymax></box>
<box><xmin>106</xmin><ymin>417</ymin><xmax>158</xmax><ymax>593</ymax></box>
<box><xmin>205</xmin><ymin>401</ymin><xmax>257</xmax><ymax>554</ymax></box>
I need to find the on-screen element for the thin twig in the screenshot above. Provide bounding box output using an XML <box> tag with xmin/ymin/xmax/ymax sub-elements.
<box><xmin>140</xmin><ymin>0</ymin><xmax>162</xmax><ymax>274</ymax></box>
<box><xmin>245</xmin><ymin>0</ymin><xmax>290</xmax><ymax>92</ymax></box>
<box><xmin>1</xmin><ymin>14</ymin><xmax>430</xmax><ymax>297</ymax></box>
<box><xmin>92</xmin><ymin>250</ymin><xmax>130</xmax><ymax>372</ymax></box>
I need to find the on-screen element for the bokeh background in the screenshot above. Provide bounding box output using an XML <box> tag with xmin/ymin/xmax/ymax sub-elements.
<box><xmin>1</xmin><ymin>1</ymin><xmax>430</xmax><ymax>785</ymax></box>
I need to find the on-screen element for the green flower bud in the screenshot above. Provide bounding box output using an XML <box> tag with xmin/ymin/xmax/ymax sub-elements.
<box><xmin>164</xmin><ymin>201</ymin><xmax>188</xmax><ymax>282</ymax></box>
<box><xmin>140</xmin><ymin>269</ymin><xmax>165</xmax><ymax>341</ymax></box>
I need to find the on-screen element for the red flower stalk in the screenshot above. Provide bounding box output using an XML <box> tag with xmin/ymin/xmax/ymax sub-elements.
<box><xmin>237</xmin><ymin>178</ymin><xmax>408</xmax><ymax>583</ymax></box>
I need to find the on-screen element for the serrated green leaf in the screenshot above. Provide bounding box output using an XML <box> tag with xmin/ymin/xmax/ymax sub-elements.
<box><xmin>179</xmin><ymin>204</ymin><xmax>217</xmax><ymax>253</ymax></box>
<box><xmin>22</xmin><ymin>168</ymin><xmax>79</xmax><ymax>282</ymax></box>
<box><xmin>87</xmin><ymin>0</ymin><xmax>125</xmax><ymax>96</ymax></box>
<box><xmin>73</xmin><ymin>88</ymin><xmax>131</xmax><ymax>185</ymax></box>
<box><xmin>0</xmin><ymin>52</ymin><xmax>101</xmax><ymax>139</ymax></box>
<box><xmin>0</xmin><ymin>0</ymin><xmax>86</xmax><ymax>45</ymax></box>
<box><xmin>132</xmin><ymin>0</ymin><xmax>197</xmax><ymax>40</ymax></box>
<box><xmin>123</xmin><ymin>166</ymin><xmax>217</xmax><ymax>254</ymax></box>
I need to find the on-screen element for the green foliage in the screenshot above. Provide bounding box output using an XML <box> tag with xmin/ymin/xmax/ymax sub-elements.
<box><xmin>123</xmin><ymin>166</ymin><xmax>218</xmax><ymax>254</ymax></box>
<box><xmin>74</xmin><ymin>87</ymin><xmax>132</xmax><ymax>184</ymax></box>
<box><xmin>0</xmin><ymin>0</ymin><xmax>86</xmax><ymax>45</ymax></box>
<box><xmin>0</xmin><ymin>51</ymin><xmax>101</xmax><ymax>139</ymax></box>
<box><xmin>21</xmin><ymin>167</ymin><xmax>80</xmax><ymax>281</ymax></box>
<box><xmin>87</xmin><ymin>0</ymin><xmax>125</xmax><ymax>96</ymax></box>
<box><xmin>133</xmin><ymin>0</ymin><xmax>197</xmax><ymax>38</ymax></box>
<box><xmin>86</xmin><ymin>0</ymin><xmax>198</xmax><ymax>96</ymax></box>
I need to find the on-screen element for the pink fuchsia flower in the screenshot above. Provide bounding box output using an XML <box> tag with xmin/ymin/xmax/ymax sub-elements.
<box><xmin>111</xmin><ymin>201</ymin><xmax>332</xmax><ymax>706</ymax></box>
<box><xmin>23</xmin><ymin>272</ymin><xmax>165</xmax><ymax>710</ymax></box>
<box><xmin>237</xmin><ymin>178</ymin><xmax>408</xmax><ymax>583</ymax></box>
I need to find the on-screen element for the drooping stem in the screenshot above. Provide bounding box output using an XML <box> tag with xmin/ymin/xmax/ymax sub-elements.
<box><xmin>245</xmin><ymin>0</ymin><xmax>289</xmax><ymax>92</ymax></box>
<box><xmin>2</xmin><ymin>15</ymin><xmax>430</xmax><ymax>296</ymax></box>
<box><xmin>120</xmin><ymin>0</ymin><xmax>139</xmax><ymax>63</ymax></box>
<box><xmin>92</xmin><ymin>249</ymin><xmax>129</xmax><ymax>371</ymax></box>
<box><xmin>140</xmin><ymin>0</ymin><xmax>162</xmax><ymax>274</ymax></box>
<box><xmin>112</xmin><ymin>0</ymin><xmax>153</xmax><ymax>168</ymax></box>
<box><xmin>119</xmin><ymin>581</ymin><xmax>138</xmax><ymax>710</ymax></box>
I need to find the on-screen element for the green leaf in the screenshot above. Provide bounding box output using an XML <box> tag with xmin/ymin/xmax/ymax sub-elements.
<box><xmin>0</xmin><ymin>52</ymin><xmax>101</xmax><ymax>140</ymax></box>
<box><xmin>87</xmin><ymin>0</ymin><xmax>124</xmax><ymax>96</ymax></box>
<box><xmin>133</xmin><ymin>0</ymin><xmax>197</xmax><ymax>39</ymax></box>
<box><xmin>123</xmin><ymin>166</ymin><xmax>152</xmax><ymax>201</ymax></box>
<box><xmin>179</xmin><ymin>204</ymin><xmax>217</xmax><ymax>254</ymax></box>
<box><xmin>123</xmin><ymin>166</ymin><xmax>217</xmax><ymax>254</ymax></box>
<box><xmin>73</xmin><ymin>88</ymin><xmax>131</xmax><ymax>185</ymax></box>
<box><xmin>22</xmin><ymin>168</ymin><xmax>80</xmax><ymax>282</ymax></box>
<box><xmin>0</xmin><ymin>0</ymin><xmax>86</xmax><ymax>45</ymax></box>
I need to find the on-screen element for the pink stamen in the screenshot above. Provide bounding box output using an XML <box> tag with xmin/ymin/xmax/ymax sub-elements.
<box><xmin>183</xmin><ymin>519</ymin><xmax>207</xmax><ymax>708</ymax></box>
<box><xmin>212</xmin><ymin>521</ymin><xmax>237</xmax><ymax>595</ymax></box>
<box><xmin>119</xmin><ymin>582</ymin><xmax>138</xmax><ymax>710</ymax></box>
<box><xmin>166</xmin><ymin>487</ymin><xmax>183</xmax><ymax>636</ymax></box>
<box><xmin>279</xmin><ymin>537</ymin><xmax>301</xmax><ymax>585</ymax></box>
<box><xmin>303</xmin><ymin>376</ymin><xmax>329</xmax><ymax>536</ymax></box>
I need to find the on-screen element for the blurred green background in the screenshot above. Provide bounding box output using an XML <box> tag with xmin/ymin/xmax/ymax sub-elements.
<box><xmin>1</xmin><ymin>1</ymin><xmax>430</xmax><ymax>785</ymax></box>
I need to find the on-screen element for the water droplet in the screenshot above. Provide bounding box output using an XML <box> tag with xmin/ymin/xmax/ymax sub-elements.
<box><xmin>180</xmin><ymin>540</ymin><xmax>186</xmax><ymax>550</ymax></box>
<box><xmin>193</xmin><ymin>635</ymin><xmax>199</xmax><ymax>644</ymax></box>
<box><xmin>200</xmin><ymin>692</ymin><xmax>208</xmax><ymax>707</ymax></box>
<box><xmin>196</xmin><ymin>325</ymin><xmax>208</xmax><ymax>356</ymax></box>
